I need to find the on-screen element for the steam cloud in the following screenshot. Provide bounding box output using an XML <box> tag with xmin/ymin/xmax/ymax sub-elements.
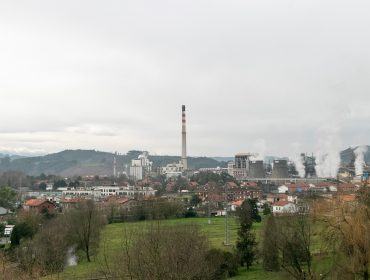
<box><xmin>315</xmin><ymin>126</ymin><xmax>341</xmax><ymax>178</ymax></box>
<box><xmin>291</xmin><ymin>143</ymin><xmax>305</xmax><ymax>178</ymax></box>
<box><xmin>250</xmin><ymin>139</ymin><xmax>267</xmax><ymax>161</ymax></box>
<box><xmin>354</xmin><ymin>145</ymin><xmax>368</xmax><ymax>176</ymax></box>
<box><xmin>292</xmin><ymin>154</ymin><xmax>305</xmax><ymax>178</ymax></box>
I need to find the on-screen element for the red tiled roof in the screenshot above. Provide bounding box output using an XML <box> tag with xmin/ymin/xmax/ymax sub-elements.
<box><xmin>286</xmin><ymin>183</ymin><xmax>310</xmax><ymax>189</ymax></box>
<box><xmin>337</xmin><ymin>183</ymin><xmax>358</xmax><ymax>192</ymax></box>
<box><xmin>267</xmin><ymin>194</ymin><xmax>288</xmax><ymax>201</ymax></box>
<box><xmin>273</xmin><ymin>200</ymin><xmax>290</xmax><ymax>207</ymax></box>
<box><xmin>24</xmin><ymin>199</ymin><xmax>48</xmax><ymax>207</ymax></box>
<box><xmin>232</xmin><ymin>200</ymin><xmax>244</xmax><ymax>207</ymax></box>
<box><xmin>227</xmin><ymin>182</ymin><xmax>238</xmax><ymax>188</ymax></box>
<box><xmin>338</xmin><ymin>194</ymin><xmax>356</xmax><ymax>202</ymax></box>
<box><xmin>240</xmin><ymin>181</ymin><xmax>258</xmax><ymax>187</ymax></box>
<box><xmin>316</xmin><ymin>182</ymin><xmax>334</xmax><ymax>187</ymax></box>
<box><xmin>102</xmin><ymin>196</ymin><xmax>129</xmax><ymax>204</ymax></box>
<box><xmin>60</xmin><ymin>198</ymin><xmax>84</xmax><ymax>203</ymax></box>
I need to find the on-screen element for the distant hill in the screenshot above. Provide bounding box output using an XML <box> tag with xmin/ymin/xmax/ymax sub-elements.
<box><xmin>211</xmin><ymin>157</ymin><xmax>234</xmax><ymax>162</ymax></box>
<box><xmin>0</xmin><ymin>149</ymin><xmax>227</xmax><ymax>177</ymax></box>
<box><xmin>0</xmin><ymin>153</ymin><xmax>27</xmax><ymax>161</ymax></box>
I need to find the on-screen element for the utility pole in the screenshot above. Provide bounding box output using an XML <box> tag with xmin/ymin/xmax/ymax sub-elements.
<box><xmin>208</xmin><ymin>198</ymin><xmax>212</xmax><ymax>225</ymax></box>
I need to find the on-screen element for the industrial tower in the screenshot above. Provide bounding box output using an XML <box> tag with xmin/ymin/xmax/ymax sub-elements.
<box><xmin>181</xmin><ymin>105</ymin><xmax>188</xmax><ymax>170</ymax></box>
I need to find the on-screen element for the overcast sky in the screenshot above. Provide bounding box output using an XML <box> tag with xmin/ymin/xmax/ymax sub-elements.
<box><xmin>0</xmin><ymin>0</ymin><xmax>369</xmax><ymax>158</ymax></box>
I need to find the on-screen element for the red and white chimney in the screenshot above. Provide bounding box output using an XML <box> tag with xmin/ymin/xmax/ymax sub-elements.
<box><xmin>181</xmin><ymin>105</ymin><xmax>188</xmax><ymax>170</ymax></box>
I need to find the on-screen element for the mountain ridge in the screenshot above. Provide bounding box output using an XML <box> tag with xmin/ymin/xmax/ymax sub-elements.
<box><xmin>0</xmin><ymin>146</ymin><xmax>369</xmax><ymax>177</ymax></box>
<box><xmin>0</xmin><ymin>149</ymin><xmax>228</xmax><ymax>177</ymax></box>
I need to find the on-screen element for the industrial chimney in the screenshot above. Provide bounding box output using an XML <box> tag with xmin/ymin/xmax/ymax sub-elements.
<box><xmin>113</xmin><ymin>151</ymin><xmax>117</xmax><ymax>178</ymax></box>
<box><xmin>181</xmin><ymin>105</ymin><xmax>188</xmax><ymax>170</ymax></box>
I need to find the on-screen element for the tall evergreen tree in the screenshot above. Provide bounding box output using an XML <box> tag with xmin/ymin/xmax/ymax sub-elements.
<box><xmin>262</xmin><ymin>215</ymin><xmax>280</xmax><ymax>271</ymax></box>
<box><xmin>235</xmin><ymin>199</ymin><xmax>258</xmax><ymax>270</ymax></box>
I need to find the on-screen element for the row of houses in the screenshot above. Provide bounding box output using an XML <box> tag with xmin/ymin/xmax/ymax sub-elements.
<box><xmin>61</xmin><ymin>185</ymin><xmax>156</xmax><ymax>199</ymax></box>
<box><xmin>277</xmin><ymin>182</ymin><xmax>359</xmax><ymax>194</ymax></box>
<box><xmin>21</xmin><ymin>196</ymin><xmax>144</xmax><ymax>214</ymax></box>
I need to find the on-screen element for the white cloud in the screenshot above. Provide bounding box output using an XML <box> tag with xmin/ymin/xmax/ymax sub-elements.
<box><xmin>0</xmin><ymin>0</ymin><xmax>370</xmax><ymax>156</ymax></box>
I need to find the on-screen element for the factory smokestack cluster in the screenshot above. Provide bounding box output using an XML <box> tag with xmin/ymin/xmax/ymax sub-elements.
<box><xmin>181</xmin><ymin>105</ymin><xmax>188</xmax><ymax>170</ymax></box>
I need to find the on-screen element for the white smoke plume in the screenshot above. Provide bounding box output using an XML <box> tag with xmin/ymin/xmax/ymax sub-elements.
<box><xmin>250</xmin><ymin>139</ymin><xmax>267</xmax><ymax>161</ymax></box>
<box><xmin>291</xmin><ymin>143</ymin><xmax>305</xmax><ymax>178</ymax></box>
<box><xmin>315</xmin><ymin>125</ymin><xmax>341</xmax><ymax>178</ymax></box>
<box><xmin>293</xmin><ymin>154</ymin><xmax>305</xmax><ymax>178</ymax></box>
<box><xmin>354</xmin><ymin>145</ymin><xmax>368</xmax><ymax>176</ymax></box>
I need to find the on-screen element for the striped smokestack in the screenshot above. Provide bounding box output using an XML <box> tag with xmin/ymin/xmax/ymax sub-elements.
<box><xmin>181</xmin><ymin>105</ymin><xmax>188</xmax><ymax>170</ymax></box>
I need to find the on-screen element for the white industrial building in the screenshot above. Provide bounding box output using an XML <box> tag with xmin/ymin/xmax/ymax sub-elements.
<box><xmin>161</xmin><ymin>161</ymin><xmax>184</xmax><ymax>178</ymax></box>
<box><xmin>129</xmin><ymin>152</ymin><xmax>153</xmax><ymax>180</ymax></box>
<box><xmin>129</xmin><ymin>165</ymin><xmax>144</xmax><ymax>180</ymax></box>
<box><xmin>227</xmin><ymin>161</ymin><xmax>234</xmax><ymax>176</ymax></box>
<box><xmin>62</xmin><ymin>185</ymin><xmax>156</xmax><ymax>199</ymax></box>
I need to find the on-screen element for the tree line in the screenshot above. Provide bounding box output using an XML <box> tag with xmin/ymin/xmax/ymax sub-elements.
<box><xmin>239</xmin><ymin>186</ymin><xmax>370</xmax><ymax>280</ymax></box>
<box><xmin>1</xmin><ymin>200</ymin><xmax>105</xmax><ymax>279</ymax></box>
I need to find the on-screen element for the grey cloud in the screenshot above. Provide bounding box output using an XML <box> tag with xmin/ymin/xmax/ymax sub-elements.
<box><xmin>0</xmin><ymin>0</ymin><xmax>370</xmax><ymax>156</ymax></box>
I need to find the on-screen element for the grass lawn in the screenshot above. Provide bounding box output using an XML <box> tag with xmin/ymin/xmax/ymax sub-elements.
<box><xmin>49</xmin><ymin>217</ymin><xmax>267</xmax><ymax>279</ymax></box>
<box><xmin>231</xmin><ymin>265</ymin><xmax>286</xmax><ymax>280</ymax></box>
<box><xmin>47</xmin><ymin>216</ymin><xmax>297</xmax><ymax>280</ymax></box>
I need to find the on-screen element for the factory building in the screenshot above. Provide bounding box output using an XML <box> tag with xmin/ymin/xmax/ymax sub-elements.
<box><xmin>249</xmin><ymin>160</ymin><xmax>265</xmax><ymax>178</ymax></box>
<box><xmin>231</xmin><ymin>153</ymin><xmax>266</xmax><ymax>179</ymax></box>
<box><xmin>129</xmin><ymin>152</ymin><xmax>153</xmax><ymax>180</ymax></box>
<box><xmin>301</xmin><ymin>153</ymin><xmax>316</xmax><ymax>178</ymax></box>
<box><xmin>271</xmin><ymin>160</ymin><xmax>289</xmax><ymax>178</ymax></box>
<box><xmin>232</xmin><ymin>153</ymin><xmax>252</xmax><ymax>178</ymax></box>
<box><xmin>227</xmin><ymin>161</ymin><xmax>234</xmax><ymax>176</ymax></box>
<box><xmin>160</xmin><ymin>161</ymin><xmax>184</xmax><ymax>178</ymax></box>
<box><xmin>235</xmin><ymin>153</ymin><xmax>250</xmax><ymax>169</ymax></box>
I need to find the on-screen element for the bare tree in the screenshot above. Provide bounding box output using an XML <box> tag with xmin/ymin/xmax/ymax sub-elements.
<box><xmin>320</xmin><ymin>197</ymin><xmax>370</xmax><ymax>280</ymax></box>
<box><xmin>103</xmin><ymin>223</ymin><xmax>221</xmax><ymax>280</ymax></box>
<box><xmin>10</xmin><ymin>215</ymin><xmax>71</xmax><ymax>278</ymax></box>
<box><xmin>0</xmin><ymin>250</ymin><xmax>38</xmax><ymax>280</ymax></box>
<box><xmin>277</xmin><ymin>214</ymin><xmax>314</xmax><ymax>280</ymax></box>
<box><xmin>65</xmin><ymin>200</ymin><xmax>106</xmax><ymax>262</ymax></box>
<box><xmin>33</xmin><ymin>217</ymin><xmax>71</xmax><ymax>273</ymax></box>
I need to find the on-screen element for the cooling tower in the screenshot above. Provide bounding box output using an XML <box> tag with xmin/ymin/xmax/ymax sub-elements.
<box><xmin>249</xmin><ymin>160</ymin><xmax>265</xmax><ymax>178</ymax></box>
<box><xmin>271</xmin><ymin>160</ymin><xmax>288</xmax><ymax>178</ymax></box>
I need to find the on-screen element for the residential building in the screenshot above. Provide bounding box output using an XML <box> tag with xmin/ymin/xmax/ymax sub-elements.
<box><xmin>272</xmin><ymin>201</ymin><xmax>297</xmax><ymax>214</ymax></box>
<box><xmin>23</xmin><ymin>199</ymin><xmax>56</xmax><ymax>213</ymax></box>
<box><xmin>0</xmin><ymin>207</ymin><xmax>9</xmax><ymax>216</ymax></box>
<box><xmin>278</xmin><ymin>185</ymin><xmax>289</xmax><ymax>193</ymax></box>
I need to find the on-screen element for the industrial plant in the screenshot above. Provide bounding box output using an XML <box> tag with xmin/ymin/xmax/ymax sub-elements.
<box><xmin>160</xmin><ymin>105</ymin><xmax>189</xmax><ymax>178</ymax></box>
<box><xmin>156</xmin><ymin>105</ymin><xmax>370</xmax><ymax>184</ymax></box>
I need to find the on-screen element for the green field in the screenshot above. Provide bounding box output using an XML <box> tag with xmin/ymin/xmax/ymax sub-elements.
<box><xmin>50</xmin><ymin>217</ymin><xmax>286</xmax><ymax>280</ymax></box>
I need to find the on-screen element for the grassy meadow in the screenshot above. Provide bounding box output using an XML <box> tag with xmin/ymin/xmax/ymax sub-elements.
<box><xmin>48</xmin><ymin>216</ymin><xmax>327</xmax><ymax>280</ymax></box>
<box><xmin>56</xmin><ymin>217</ymin><xmax>243</xmax><ymax>279</ymax></box>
